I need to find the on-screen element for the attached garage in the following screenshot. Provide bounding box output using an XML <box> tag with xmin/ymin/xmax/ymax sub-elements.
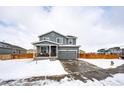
<box><xmin>58</xmin><ymin>50</ymin><xmax>77</xmax><ymax>60</ymax></box>
<box><xmin>58</xmin><ymin>45</ymin><xmax>80</xmax><ymax>60</ymax></box>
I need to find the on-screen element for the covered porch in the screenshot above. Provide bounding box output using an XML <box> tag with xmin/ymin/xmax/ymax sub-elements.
<box><xmin>36</xmin><ymin>45</ymin><xmax>58</xmax><ymax>58</ymax></box>
<box><xmin>32</xmin><ymin>40</ymin><xmax>59</xmax><ymax>59</ymax></box>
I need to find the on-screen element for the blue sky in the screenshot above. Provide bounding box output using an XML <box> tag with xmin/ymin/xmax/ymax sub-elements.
<box><xmin>0</xmin><ymin>6</ymin><xmax>124</xmax><ymax>52</ymax></box>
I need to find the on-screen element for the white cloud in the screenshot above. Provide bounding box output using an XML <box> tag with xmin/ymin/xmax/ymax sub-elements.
<box><xmin>0</xmin><ymin>6</ymin><xmax>124</xmax><ymax>52</ymax></box>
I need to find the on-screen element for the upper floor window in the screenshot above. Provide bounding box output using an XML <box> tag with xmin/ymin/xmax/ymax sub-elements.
<box><xmin>68</xmin><ymin>38</ymin><xmax>73</xmax><ymax>45</ymax></box>
<box><xmin>56</xmin><ymin>38</ymin><xmax>63</xmax><ymax>44</ymax></box>
<box><xmin>42</xmin><ymin>37</ymin><xmax>49</xmax><ymax>40</ymax></box>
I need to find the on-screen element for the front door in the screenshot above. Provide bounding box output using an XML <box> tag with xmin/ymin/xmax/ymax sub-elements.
<box><xmin>51</xmin><ymin>46</ymin><xmax>56</xmax><ymax>57</ymax></box>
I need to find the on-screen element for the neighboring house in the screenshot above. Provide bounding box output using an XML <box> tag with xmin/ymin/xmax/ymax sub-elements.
<box><xmin>32</xmin><ymin>31</ymin><xmax>80</xmax><ymax>60</ymax></box>
<box><xmin>97</xmin><ymin>47</ymin><xmax>122</xmax><ymax>55</ymax></box>
<box><xmin>97</xmin><ymin>49</ymin><xmax>106</xmax><ymax>54</ymax></box>
<box><xmin>108</xmin><ymin>47</ymin><xmax>122</xmax><ymax>55</ymax></box>
<box><xmin>0</xmin><ymin>41</ymin><xmax>27</xmax><ymax>54</ymax></box>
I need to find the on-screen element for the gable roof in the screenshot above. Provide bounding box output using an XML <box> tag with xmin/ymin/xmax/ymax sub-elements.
<box><xmin>0</xmin><ymin>41</ymin><xmax>12</xmax><ymax>47</ymax></box>
<box><xmin>32</xmin><ymin>40</ymin><xmax>59</xmax><ymax>45</ymax></box>
<box><xmin>38</xmin><ymin>30</ymin><xmax>67</xmax><ymax>38</ymax></box>
<box><xmin>38</xmin><ymin>30</ymin><xmax>77</xmax><ymax>38</ymax></box>
<box><xmin>0</xmin><ymin>41</ymin><xmax>26</xmax><ymax>50</ymax></box>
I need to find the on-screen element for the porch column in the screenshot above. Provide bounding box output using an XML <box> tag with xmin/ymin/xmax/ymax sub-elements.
<box><xmin>33</xmin><ymin>45</ymin><xmax>35</xmax><ymax>58</ymax></box>
<box><xmin>49</xmin><ymin>45</ymin><xmax>51</xmax><ymax>57</ymax></box>
<box><xmin>56</xmin><ymin>45</ymin><xmax>58</xmax><ymax>58</ymax></box>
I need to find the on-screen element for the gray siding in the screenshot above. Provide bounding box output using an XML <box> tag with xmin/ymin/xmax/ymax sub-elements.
<box><xmin>58</xmin><ymin>46</ymin><xmax>79</xmax><ymax>51</ymax></box>
<box><xmin>39</xmin><ymin>32</ymin><xmax>67</xmax><ymax>45</ymax></box>
<box><xmin>39</xmin><ymin>31</ymin><xmax>77</xmax><ymax>45</ymax></box>
<box><xmin>0</xmin><ymin>48</ymin><xmax>12</xmax><ymax>54</ymax></box>
<box><xmin>12</xmin><ymin>49</ymin><xmax>26</xmax><ymax>54</ymax></box>
<box><xmin>0</xmin><ymin>48</ymin><xmax>26</xmax><ymax>54</ymax></box>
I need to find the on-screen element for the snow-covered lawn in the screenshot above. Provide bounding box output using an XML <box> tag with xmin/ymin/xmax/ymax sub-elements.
<box><xmin>0</xmin><ymin>59</ymin><xmax>67</xmax><ymax>80</ymax></box>
<box><xmin>37</xmin><ymin>73</ymin><xmax>124</xmax><ymax>86</ymax></box>
<box><xmin>79</xmin><ymin>58</ymin><xmax>124</xmax><ymax>69</ymax></box>
<box><xmin>51</xmin><ymin>73</ymin><xmax>124</xmax><ymax>86</ymax></box>
<box><xmin>1</xmin><ymin>73</ymin><xmax>124</xmax><ymax>86</ymax></box>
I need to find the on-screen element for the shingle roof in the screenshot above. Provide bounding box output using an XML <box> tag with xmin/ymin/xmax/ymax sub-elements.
<box><xmin>0</xmin><ymin>41</ymin><xmax>26</xmax><ymax>50</ymax></box>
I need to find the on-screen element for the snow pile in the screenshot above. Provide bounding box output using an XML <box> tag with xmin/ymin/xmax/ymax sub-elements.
<box><xmin>79</xmin><ymin>59</ymin><xmax>124</xmax><ymax>69</ymax></box>
<box><xmin>100</xmin><ymin>73</ymin><xmax>124</xmax><ymax>86</ymax></box>
<box><xmin>0</xmin><ymin>59</ymin><xmax>67</xmax><ymax>80</ymax></box>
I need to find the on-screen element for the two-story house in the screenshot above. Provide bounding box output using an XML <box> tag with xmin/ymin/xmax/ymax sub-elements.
<box><xmin>32</xmin><ymin>31</ymin><xmax>80</xmax><ymax>60</ymax></box>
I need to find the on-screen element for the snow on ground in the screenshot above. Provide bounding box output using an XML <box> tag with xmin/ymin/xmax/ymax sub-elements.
<box><xmin>44</xmin><ymin>73</ymin><xmax>124</xmax><ymax>86</ymax></box>
<box><xmin>79</xmin><ymin>58</ymin><xmax>124</xmax><ymax>69</ymax></box>
<box><xmin>0</xmin><ymin>59</ymin><xmax>67</xmax><ymax>80</ymax></box>
<box><xmin>1</xmin><ymin>73</ymin><xmax>124</xmax><ymax>86</ymax></box>
<box><xmin>32</xmin><ymin>73</ymin><xmax>124</xmax><ymax>86</ymax></box>
<box><xmin>100</xmin><ymin>73</ymin><xmax>124</xmax><ymax>86</ymax></box>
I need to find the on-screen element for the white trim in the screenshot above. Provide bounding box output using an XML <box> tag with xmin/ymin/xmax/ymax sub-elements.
<box><xmin>35</xmin><ymin>44</ymin><xmax>57</xmax><ymax>46</ymax></box>
<box><xmin>36</xmin><ymin>44</ymin><xmax>58</xmax><ymax>47</ymax></box>
<box><xmin>56</xmin><ymin>37</ymin><xmax>63</xmax><ymax>44</ymax></box>
<box><xmin>56</xmin><ymin>45</ymin><xmax>58</xmax><ymax>58</ymax></box>
<box><xmin>59</xmin><ymin>45</ymin><xmax>80</xmax><ymax>47</ymax></box>
<box><xmin>59</xmin><ymin>50</ymin><xmax>77</xmax><ymax>51</ymax></box>
<box><xmin>32</xmin><ymin>40</ymin><xmax>59</xmax><ymax>45</ymax></box>
<box><xmin>66</xmin><ymin>37</ymin><xmax>77</xmax><ymax>39</ymax></box>
<box><xmin>49</xmin><ymin>45</ymin><xmax>51</xmax><ymax>57</ymax></box>
<box><xmin>58</xmin><ymin>49</ymin><xmax>78</xmax><ymax>59</ymax></box>
<box><xmin>33</xmin><ymin>45</ymin><xmax>35</xmax><ymax>59</ymax></box>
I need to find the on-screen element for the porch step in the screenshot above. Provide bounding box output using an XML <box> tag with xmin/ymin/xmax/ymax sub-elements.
<box><xmin>50</xmin><ymin>58</ymin><xmax>57</xmax><ymax>61</ymax></box>
<box><xmin>34</xmin><ymin>57</ymin><xmax>57</xmax><ymax>61</ymax></box>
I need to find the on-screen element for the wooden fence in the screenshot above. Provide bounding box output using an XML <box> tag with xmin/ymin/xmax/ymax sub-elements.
<box><xmin>12</xmin><ymin>54</ymin><xmax>33</xmax><ymax>59</ymax></box>
<box><xmin>0</xmin><ymin>54</ymin><xmax>12</xmax><ymax>60</ymax></box>
<box><xmin>80</xmin><ymin>53</ymin><xmax>120</xmax><ymax>59</ymax></box>
<box><xmin>0</xmin><ymin>53</ymin><xmax>120</xmax><ymax>60</ymax></box>
<box><xmin>0</xmin><ymin>53</ymin><xmax>33</xmax><ymax>60</ymax></box>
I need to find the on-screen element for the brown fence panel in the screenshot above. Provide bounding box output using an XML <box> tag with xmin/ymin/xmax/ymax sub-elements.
<box><xmin>0</xmin><ymin>54</ymin><xmax>12</xmax><ymax>60</ymax></box>
<box><xmin>0</xmin><ymin>53</ymin><xmax>119</xmax><ymax>60</ymax></box>
<box><xmin>12</xmin><ymin>54</ymin><xmax>33</xmax><ymax>59</ymax></box>
<box><xmin>0</xmin><ymin>54</ymin><xmax>34</xmax><ymax>60</ymax></box>
<box><xmin>80</xmin><ymin>53</ymin><xmax>119</xmax><ymax>59</ymax></box>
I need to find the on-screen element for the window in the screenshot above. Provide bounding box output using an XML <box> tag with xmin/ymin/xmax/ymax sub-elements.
<box><xmin>68</xmin><ymin>38</ymin><xmax>73</xmax><ymax>45</ymax></box>
<box><xmin>56</xmin><ymin>38</ymin><xmax>63</xmax><ymax>44</ymax></box>
<box><xmin>42</xmin><ymin>37</ymin><xmax>49</xmax><ymax>40</ymax></box>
